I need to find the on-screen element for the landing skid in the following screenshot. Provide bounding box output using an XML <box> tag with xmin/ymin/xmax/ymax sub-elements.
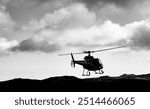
<box><xmin>95</xmin><ymin>70</ymin><xmax>104</xmax><ymax>74</ymax></box>
<box><xmin>82</xmin><ymin>69</ymin><xmax>104</xmax><ymax>76</ymax></box>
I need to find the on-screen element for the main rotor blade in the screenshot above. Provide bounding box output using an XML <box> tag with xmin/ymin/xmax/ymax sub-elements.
<box><xmin>58</xmin><ymin>45</ymin><xmax>127</xmax><ymax>56</ymax></box>
<box><xmin>58</xmin><ymin>52</ymin><xmax>84</xmax><ymax>56</ymax></box>
<box><xmin>92</xmin><ymin>45</ymin><xmax>127</xmax><ymax>53</ymax></box>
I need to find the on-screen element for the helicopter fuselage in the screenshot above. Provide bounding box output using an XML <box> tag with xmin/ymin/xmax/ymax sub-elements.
<box><xmin>74</xmin><ymin>57</ymin><xmax>103</xmax><ymax>71</ymax></box>
<box><xmin>71</xmin><ymin>54</ymin><xmax>104</xmax><ymax>75</ymax></box>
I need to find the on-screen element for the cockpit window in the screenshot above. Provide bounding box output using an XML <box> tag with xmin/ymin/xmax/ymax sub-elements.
<box><xmin>98</xmin><ymin>59</ymin><xmax>102</xmax><ymax>64</ymax></box>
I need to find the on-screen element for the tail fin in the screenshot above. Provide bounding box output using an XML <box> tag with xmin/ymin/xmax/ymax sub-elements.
<box><xmin>71</xmin><ymin>53</ymin><xmax>75</xmax><ymax>68</ymax></box>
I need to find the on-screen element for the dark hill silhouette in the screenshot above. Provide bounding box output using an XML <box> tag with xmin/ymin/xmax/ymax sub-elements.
<box><xmin>0</xmin><ymin>73</ymin><xmax>150</xmax><ymax>92</ymax></box>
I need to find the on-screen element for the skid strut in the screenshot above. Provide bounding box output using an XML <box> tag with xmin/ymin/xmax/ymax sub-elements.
<box><xmin>95</xmin><ymin>70</ymin><xmax>104</xmax><ymax>74</ymax></box>
<box><xmin>82</xmin><ymin>69</ymin><xmax>90</xmax><ymax>76</ymax></box>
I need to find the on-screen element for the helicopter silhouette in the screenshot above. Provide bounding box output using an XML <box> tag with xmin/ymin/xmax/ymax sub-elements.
<box><xmin>59</xmin><ymin>45</ymin><xmax>126</xmax><ymax>76</ymax></box>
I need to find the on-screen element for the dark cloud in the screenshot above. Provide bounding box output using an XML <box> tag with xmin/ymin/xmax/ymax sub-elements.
<box><xmin>29</xmin><ymin>0</ymin><xmax>70</xmax><ymax>5</ymax></box>
<box><xmin>0</xmin><ymin>0</ymin><xmax>9</xmax><ymax>10</ymax></box>
<box><xmin>26</xmin><ymin>0</ymin><xmax>144</xmax><ymax>9</ymax></box>
<box><xmin>29</xmin><ymin>0</ymin><xmax>54</xmax><ymax>4</ymax></box>
<box><xmin>29</xmin><ymin>0</ymin><xmax>140</xmax><ymax>8</ymax></box>
<box><xmin>29</xmin><ymin>0</ymin><xmax>143</xmax><ymax>5</ymax></box>
<box><xmin>75</xmin><ymin>0</ymin><xmax>146</xmax><ymax>9</ymax></box>
<box><xmin>108</xmin><ymin>23</ymin><xmax>150</xmax><ymax>51</ymax></box>
<box><xmin>130</xmin><ymin>26</ymin><xmax>150</xmax><ymax>51</ymax></box>
<box><xmin>11</xmin><ymin>38</ymin><xmax>60</xmax><ymax>53</ymax></box>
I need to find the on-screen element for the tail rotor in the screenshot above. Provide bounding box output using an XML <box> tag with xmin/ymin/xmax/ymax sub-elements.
<box><xmin>71</xmin><ymin>53</ymin><xmax>75</xmax><ymax>68</ymax></box>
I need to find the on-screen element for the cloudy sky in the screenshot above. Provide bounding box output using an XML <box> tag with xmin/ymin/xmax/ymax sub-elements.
<box><xmin>0</xmin><ymin>0</ymin><xmax>150</xmax><ymax>81</ymax></box>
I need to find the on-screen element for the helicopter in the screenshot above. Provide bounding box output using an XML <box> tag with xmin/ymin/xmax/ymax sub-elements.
<box><xmin>59</xmin><ymin>45</ymin><xmax>126</xmax><ymax>76</ymax></box>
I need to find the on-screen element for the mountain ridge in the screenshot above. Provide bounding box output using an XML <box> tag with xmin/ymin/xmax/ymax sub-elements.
<box><xmin>0</xmin><ymin>73</ymin><xmax>150</xmax><ymax>92</ymax></box>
